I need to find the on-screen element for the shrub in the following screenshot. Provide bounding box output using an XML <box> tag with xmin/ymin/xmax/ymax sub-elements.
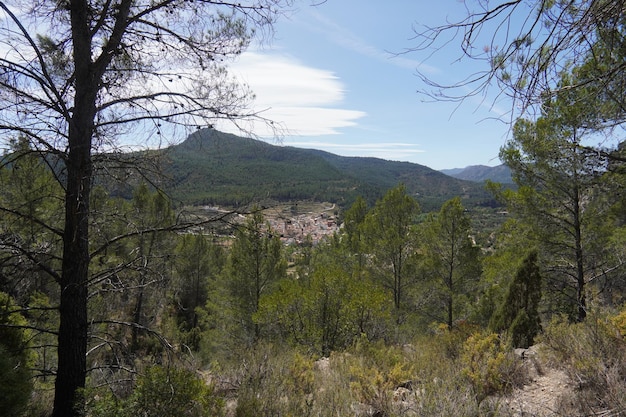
<box><xmin>89</xmin><ymin>365</ymin><xmax>224</xmax><ymax>417</ymax></box>
<box><xmin>539</xmin><ymin>313</ymin><xmax>626</xmax><ymax>414</ymax></box>
<box><xmin>610</xmin><ymin>306</ymin><xmax>626</xmax><ymax>337</ymax></box>
<box><xmin>489</xmin><ymin>251</ymin><xmax>542</xmax><ymax>348</ymax></box>
<box><xmin>341</xmin><ymin>338</ymin><xmax>416</xmax><ymax>416</ymax></box>
<box><xmin>461</xmin><ymin>332</ymin><xmax>522</xmax><ymax>404</ymax></box>
<box><xmin>233</xmin><ymin>343</ymin><xmax>324</xmax><ymax>417</ymax></box>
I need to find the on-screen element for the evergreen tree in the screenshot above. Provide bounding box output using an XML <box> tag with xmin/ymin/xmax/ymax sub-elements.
<box><xmin>227</xmin><ymin>210</ymin><xmax>286</xmax><ymax>344</ymax></box>
<box><xmin>174</xmin><ymin>234</ymin><xmax>225</xmax><ymax>350</ymax></box>
<box><xmin>490</xmin><ymin>251</ymin><xmax>542</xmax><ymax>348</ymax></box>
<box><xmin>0</xmin><ymin>292</ymin><xmax>34</xmax><ymax>416</ymax></box>
<box><xmin>342</xmin><ymin>196</ymin><xmax>368</xmax><ymax>278</ymax></box>
<box><xmin>256</xmin><ymin>237</ymin><xmax>389</xmax><ymax>355</ymax></box>
<box><xmin>0</xmin><ymin>1</ymin><xmax>292</xmax><ymax>414</ymax></box>
<box><xmin>499</xmin><ymin>74</ymin><xmax>612</xmax><ymax>321</ymax></box>
<box><xmin>364</xmin><ymin>184</ymin><xmax>420</xmax><ymax>323</ymax></box>
<box><xmin>419</xmin><ymin>197</ymin><xmax>481</xmax><ymax>329</ymax></box>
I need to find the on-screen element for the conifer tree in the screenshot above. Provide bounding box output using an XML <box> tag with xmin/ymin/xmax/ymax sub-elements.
<box><xmin>0</xmin><ymin>2</ymin><xmax>293</xmax><ymax>415</ymax></box>
<box><xmin>227</xmin><ymin>210</ymin><xmax>286</xmax><ymax>343</ymax></box>
<box><xmin>364</xmin><ymin>184</ymin><xmax>420</xmax><ymax>322</ymax></box>
<box><xmin>490</xmin><ymin>251</ymin><xmax>542</xmax><ymax>348</ymax></box>
<box><xmin>420</xmin><ymin>197</ymin><xmax>481</xmax><ymax>329</ymax></box>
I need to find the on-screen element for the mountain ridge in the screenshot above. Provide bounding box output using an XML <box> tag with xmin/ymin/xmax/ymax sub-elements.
<box><xmin>440</xmin><ymin>164</ymin><xmax>512</xmax><ymax>184</ymax></box>
<box><xmin>149</xmin><ymin>129</ymin><xmax>498</xmax><ymax>211</ymax></box>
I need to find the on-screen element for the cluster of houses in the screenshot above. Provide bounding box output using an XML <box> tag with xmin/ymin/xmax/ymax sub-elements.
<box><xmin>266</xmin><ymin>210</ymin><xmax>340</xmax><ymax>245</ymax></box>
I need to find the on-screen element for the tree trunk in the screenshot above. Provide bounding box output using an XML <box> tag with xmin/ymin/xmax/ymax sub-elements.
<box><xmin>53</xmin><ymin>1</ymin><xmax>97</xmax><ymax>414</ymax></box>
<box><xmin>53</xmin><ymin>132</ymin><xmax>92</xmax><ymax>417</ymax></box>
<box><xmin>573</xmin><ymin>181</ymin><xmax>586</xmax><ymax>322</ymax></box>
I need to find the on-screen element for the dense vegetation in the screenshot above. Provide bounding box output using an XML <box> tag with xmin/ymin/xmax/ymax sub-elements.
<box><xmin>149</xmin><ymin>128</ymin><xmax>495</xmax><ymax>212</ymax></box>
<box><xmin>2</xmin><ymin>136</ymin><xmax>626</xmax><ymax>415</ymax></box>
<box><xmin>2</xmin><ymin>1</ymin><xmax>626</xmax><ymax>416</ymax></box>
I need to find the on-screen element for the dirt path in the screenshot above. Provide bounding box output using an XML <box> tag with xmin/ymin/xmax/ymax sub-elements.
<box><xmin>504</xmin><ymin>366</ymin><xmax>571</xmax><ymax>416</ymax></box>
<box><xmin>500</xmin><ymin>346</ymin><xmax>574</xmax><ymax>417</ymax></box>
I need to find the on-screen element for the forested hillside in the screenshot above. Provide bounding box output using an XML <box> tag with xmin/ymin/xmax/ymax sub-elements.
<box><xmin>441</xmin><ymin>164</ymin><xmax>513</xmax><ymax>184</ymax></box>
<box><xmin>155</xmin><ymin>128</ymin><xmax>493</xmax><ymax>211</ymax></box>
<box><xmin>2</xmin><ymin>1</ymin><xmax>626</xmax><ymax>417</ymax></box>
<box><xmin>3</xmin><ymin>146</ymin><xmax>626</xmax><ymax>416</ymax></box>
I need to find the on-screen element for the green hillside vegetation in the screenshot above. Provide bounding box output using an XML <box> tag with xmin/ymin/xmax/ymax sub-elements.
<box><xmin>441</xmin><ymin>164</ymin><xmax>513</xmax><ymax>184</ymax></box>
<box><xmin>5</xmin><ymin>9</ymin><xmax>626</xmax><ymax>415</ymax></box>
<box><xmin>2</xmin><ymin>135</ymin><xmax>626</xmax><ymax>415</ymax></box>
<box><xmin>155</xmin><ymin>129</ymin><xmax>493</xmax><ymax>211</ymax></box>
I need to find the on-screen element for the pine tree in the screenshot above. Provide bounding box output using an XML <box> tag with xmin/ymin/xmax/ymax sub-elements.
<box><xmin>490</xmin><ymin>251</ymin><xmax>542</xmax><ymax>348</ymax></box>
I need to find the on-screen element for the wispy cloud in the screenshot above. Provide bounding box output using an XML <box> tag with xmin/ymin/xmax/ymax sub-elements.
<box><xmin>226</xmin><ymin>51</ymin><xmax>366</xmax><ymax>136</ymax></box>
<box><xmin>302</xmin><ymin>9</ymin><xmax>437</xmax><ymax>73</ymax></box>
<box><xmin>288</xmin><ymin>140</ymin><xmax>425</xmax><ymax>162</ymax></box>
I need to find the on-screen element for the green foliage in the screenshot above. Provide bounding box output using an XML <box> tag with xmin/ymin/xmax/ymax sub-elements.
<box><xmin>3</xmin><ymin>125</ymin><xmax>626</xmax><ymax>416</ymax></box>
<box><xmin>473</xmin><ymin>217</ymin><xmax>533</xmax><ymax>327</ymax></box>
<box><xmin>0</xmin><ymin>292</ymin><xmax>33</xmax><ymax>416</ymax></box>
<box><xmin>342</xmin><ymin>196</ymin><xmax>368</xmax><ymax>277</ymax></box>
<box><xmin>611</xmin><ymin>306</ymin><xmax>626</xmax><ymax>337</ymax></box>
<box><xmin>226</xmin><ymin>209</ymin><xmax>287</xmax><ymax>343</ymax></box>
<box><xmin>490</xmin><ymin>251</ymin><xmax>542</xmax><ymax>348</ymax></box>
<box><xmin>499</xmin><ymin>77</ymin><xmax>615</xmax><ymax>321</ymax></box>
<box><xmin>333</xmin><ymin>338</ymin><xmax>416</xmax><ymax>417</ymax></box>
<box><xmin>232</xmin><ymin>344</ymin><xmax>322</xmax><ymax>417</ymax></box>
<box><xmin>130</xmin><ymin>366</ymin><xmax>223</xmax><ymax>417</ymax></box>
<box><xmin>0</xmin><ymin>138</ymin><xmax>64</xmax><ymax>300</ymax></box>
<box><xmin>429</xmin><ymin>320</ymin><xmax>480</xmax><ymax>360</ymax></box>
<box><xmin>364</xmin><ymin>183</ymin><xmax>420</xmax><ymax>319</ymax></box>
<box><xmin>541</xmin><ymin>313</ymin><xmax>626</xmax><ymax>387</ymax></box>
<box><xmin>173</xmin><ymin>234</ymin><xmax>225</xmax><ymax>347</ymax></box>
<box><xmin>256</xmin><ymin>241</ymin><xmax>389</xmax><ymax>355</ymax></box>
<box><xmin>539</xmin><ymin>313</ymin><xmax>626</xmax><ymax>413</ymax></box>
<box><xmin>89</xmin><ymin>365</ymin><xmax>223</xmax><ymax>417</ymax></box>
<box><xmin>89</xmin><ymin>183</ymin><xmax>178</xmax><ymax>359</ymax></box>
<box><xmin>461</xmin><ymin>332</ymin><xmax>521</xmax><ymax>404</ymax></box>
<box><xmin>418</xmin><ymin>197</ymin><xmax>482</xmax><ymax>329</ymax></box>
<box><xmin>159</xmin><ymin>129</ymin><xmax>491</xmax><ymax>210</ymax></box>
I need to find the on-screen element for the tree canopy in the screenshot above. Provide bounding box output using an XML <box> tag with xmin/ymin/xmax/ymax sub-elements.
<box><xmin>409</xmin><ymin>0</ymin><xmax>626</xmax><ymax>133</ymax></box>
<box><xmin>0</xmin><ymin>1</ymin><xmax>294</xmax><ymax>416</ymax></box>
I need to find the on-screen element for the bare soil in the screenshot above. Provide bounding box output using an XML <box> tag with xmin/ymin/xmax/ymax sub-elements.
<box><xmin>500</xmin><ymin>345</ymin><xmax>575</xmax><ymax>417</ymax></box>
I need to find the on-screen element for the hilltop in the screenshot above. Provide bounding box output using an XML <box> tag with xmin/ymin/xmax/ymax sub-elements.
<box><xmin>147</xmin><ymin>129</ymin><xmax>496</xmax><ymax>211</ymax></box>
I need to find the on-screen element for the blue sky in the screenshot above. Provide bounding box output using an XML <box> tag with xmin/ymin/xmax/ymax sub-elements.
<box><xmin>226</xmin><ymin>1</ymin><xmax>514</xmax><ymax>170</ymax></box>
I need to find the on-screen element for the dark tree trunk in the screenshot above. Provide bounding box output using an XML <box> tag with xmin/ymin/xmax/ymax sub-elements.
<box><xmin>52</xmin><ymin>1</ymin><xmax>98</xmax><ymax>415</ymax></box>
<box><xmin>53</xmin><ymin>120</ymin><xmax>93</xmax><ymax>417</ymax></box>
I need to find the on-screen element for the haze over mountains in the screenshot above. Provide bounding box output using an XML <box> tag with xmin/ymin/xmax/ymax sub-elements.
<box><xmin>440</xmin><ymin>165</ymin><xmax>512</xmax><ymax>184</ymax></box>
<box><xmin>147</xmin><ymin>129</ymin><xmax>504</xmax><ymax>211</ymax></box>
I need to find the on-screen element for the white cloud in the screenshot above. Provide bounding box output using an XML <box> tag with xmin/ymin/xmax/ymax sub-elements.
<box><xmin>288</xmin><ymin>140</ymin><xmax>425</xmax><ymax>162</ymax></box>
<box><xmin>226</xmin><ymin>51</ymin><xmax>366</xmax><ymax>136</ymax></box>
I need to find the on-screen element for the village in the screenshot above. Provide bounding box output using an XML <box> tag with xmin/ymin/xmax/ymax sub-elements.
<box><xmin>262</xmin><ymin>202</ymin><xmax>341</xmax><ymax>245</ymax></box>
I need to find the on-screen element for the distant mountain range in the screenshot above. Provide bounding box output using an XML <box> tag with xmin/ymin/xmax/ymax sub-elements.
<box><xmin>440</xmin><ymin>165</ymin><xmax>513</xmax><ymax>184</ymax></box>
<box><xmin>127</xmin><ymin>129</ymin><xmax>501</xmax><ymax>211</ymax></box>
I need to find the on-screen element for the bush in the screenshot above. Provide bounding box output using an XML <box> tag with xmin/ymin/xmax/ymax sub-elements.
<box><xmin>89</xmin><ymin>365</ymin><xmax>224</xmax><ymax>417</ymax></box>
<box><xmin>489</xmin><ymin>251</ymin><xmax>542</xmax><ymax>348</ymax></box>
<box><xmin>461</xmin><ymin>332</ymin><xmax>522</xmax><ymax>404</ymax></box>
<box><xmin>233</xmin><ymin>343</ymin><xmax>324</xmax><ymax>417</ymax></box>
<box><xmin>539</xmin><ymin>313</ymin><xmax>626</xmax><ymax>414</ymax></box>
<box><xmin>346</xmin><ymin>338</ymin><xmax>415</xmax><ymax>411</ymax></box>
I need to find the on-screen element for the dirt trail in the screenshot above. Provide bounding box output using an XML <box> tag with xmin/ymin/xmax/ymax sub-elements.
<box><xmin>501</xmin><ymin>346</ymin><xmax>574</xmax><ymax>417</ymax></box>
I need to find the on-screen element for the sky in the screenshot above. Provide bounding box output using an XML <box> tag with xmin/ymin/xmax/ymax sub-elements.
<box><xmin>226</xmin><ymin>0</ymin><xmax>515</xmax><ymax>171</ymax></box>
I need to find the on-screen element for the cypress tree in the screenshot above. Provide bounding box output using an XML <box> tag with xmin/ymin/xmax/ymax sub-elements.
<box><xmin>490</xmin><ymin>251</ymin><xmax>542</xmax><ymax>348</ymax></box>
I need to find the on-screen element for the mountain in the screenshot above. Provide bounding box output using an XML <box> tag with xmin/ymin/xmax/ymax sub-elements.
<box><xmin>149</xmin><ymin>129</ymin><xmax>497</xmax><ymax>211</ymax></box>
<box><xmin>441</xmin><ymin>164</ymin><xmax>513</xmax><ymax>184</ymax></box>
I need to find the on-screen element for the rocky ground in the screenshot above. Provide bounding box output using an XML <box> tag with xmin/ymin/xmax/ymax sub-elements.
<box><xmin>501</xmin><ymin>345</ymin><xmax>574</xmax><ymax>417</ymax></box>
